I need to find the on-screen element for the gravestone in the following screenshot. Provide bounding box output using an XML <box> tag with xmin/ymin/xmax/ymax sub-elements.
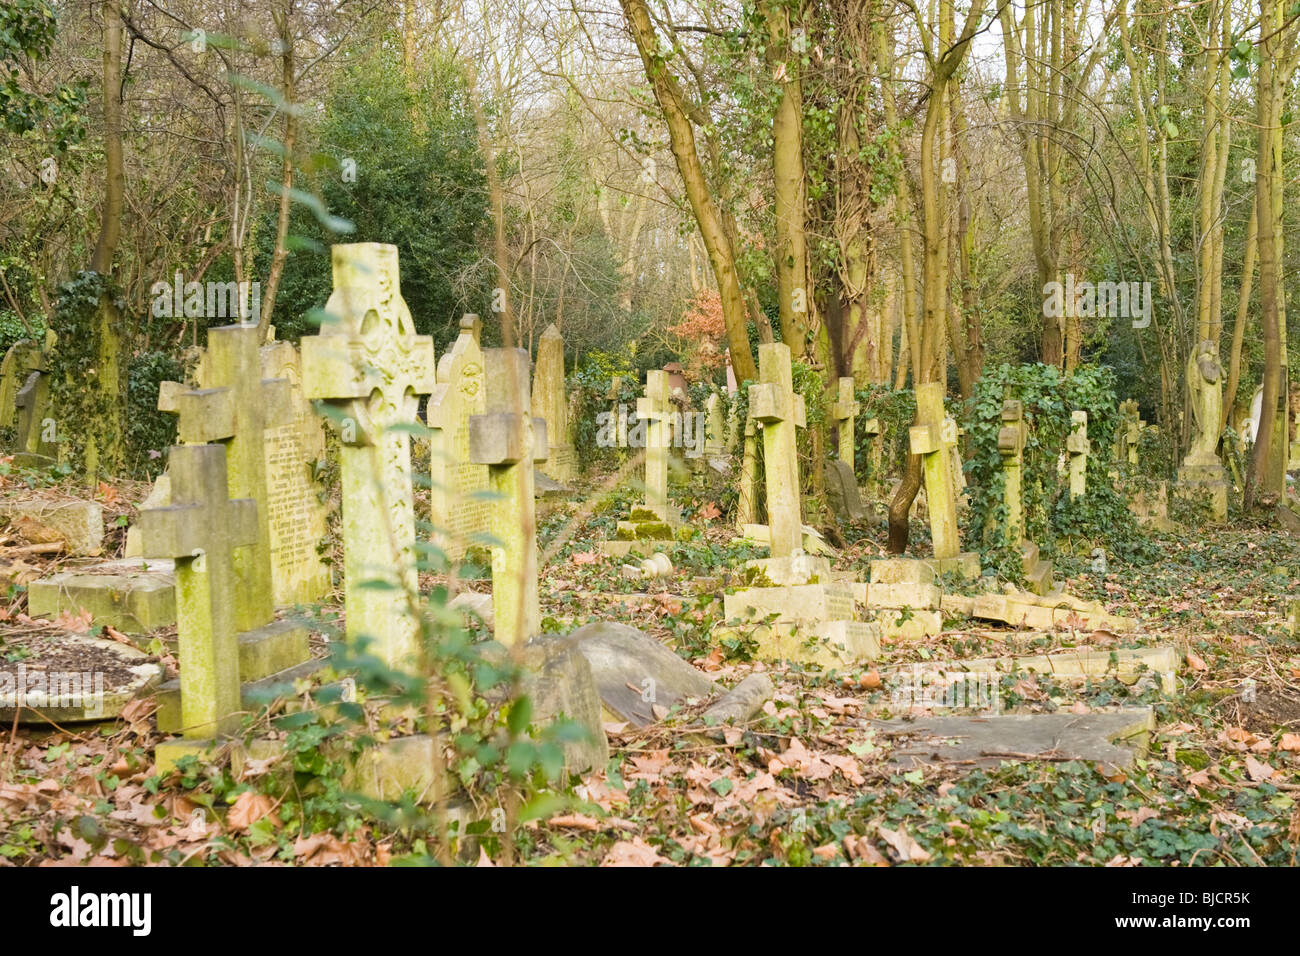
<box><xmin>825</xmin><ymin>459</ymin><xmax>866</xmax><ymax>522</ymax></box>
<box><xmin>750</xmin><ymin>343</ymin><xmax>805</xmax><ymax>558</ymax></box>
<box><xmin>14</xmin><ymin>370</ymin><xmax>58</xmax><ymax>466</ymax></box>
<box><xmin>997</xmin><ymin>399</ymin><xmax>1027</xmax><ymax>545</ymax></box>
<box><xmin>598</xmin><ymin>371</ymin><xmax>676</xmax><ymax>556</ymax></box>
<box><xmin>1117</xmin><ymin>399</ymin><xmax>1143</xmax><ymax>466</ymax></box>
<box><xmin>468</xmin><ymin>347</ymin><xmax>548</xmax><ymax>648</ymax></box>
<box><xmin>140</xmin><ymin>444</ymin><xmax>257</xmax><ymax>771</ymax></box>
<box><xmin>703</xmin><ymin>391</ymin><xmax>726</xmax><ymax>459</ymax></box>
<box><xmin>736</xmin><ymin>415</ymin><xmax>758</xmax><ymax>527</ymax></box>
<box><xmin>861</xmin><ymin>415</ymin><xmax>883</xmax><ymax>489</ymax></box>
<box><xmin>832</xmin><ymin>377</ymin><xmax>860</xmax><ymax>471</ymax></box>
<box><xmin>259</xmin><ymin>341</ymin><xmax>331</xmax><ymax>605</ymax></box>
<box><xmin>428</xmin><ymin>315</ymin><xmax>491</xmax><ymax>560</ymax></box>
<box><xmin>531</xmin><ymin>323</ymin><xmax>577</xmax><ymax>482</ymax></box>
<box><xmin>160</xmin><ymin>324</ymin><xmax>292</xmax><ymax>633</ymax></box>
<box><xmin>908</xmin><ymin>382</ymin><xmax>961</xmax><ymax>561</ymax></box>
<box><xmin>1068</xmin><ymin>410</ymin><xmax>1089</xmax><ymax>500</ymax></box>
<box><xmin>0</xmin><ymin>331</ymin><xmax>54</xmax><ymax>431</ymax></box>
<box><xmin>302</xmin><ymin>243</ymin><xmax>435</xmax><ymax>671</ymax></box>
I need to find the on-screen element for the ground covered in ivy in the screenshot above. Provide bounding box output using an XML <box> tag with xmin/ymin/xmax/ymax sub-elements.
<box><xmin>0</xmin><ymin>466</ymin><xmax>1297</xmax><ymax>867</ymax></box>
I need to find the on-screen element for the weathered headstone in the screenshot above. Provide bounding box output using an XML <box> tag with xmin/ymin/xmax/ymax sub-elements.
<box><xmin>825</xmin><ymin>459</ymin><xmax>866</xmax><ymax>522</ymax></box>
<box><xmin>703</xmin><ymin>391</ymin><xmax>726</xmax><ymax>458</ymax></box>
<box><xmin>468</xmin><ymin>347</ymin><xmax>548</xmax><ymax>648</ymax></box>
<box><xmin>640</xmin><ymin>370</ymin><xmax>672</xmax><ymax>521</ymax></box>
<box><xmin>997</xmin><ymin>399</ymin><xmax>1027</xmax><ymax>545</ymax></box>
<box><xmin>750</xmin><ymin>343</ymin><xmax>805</xmax><ymax>558</ymax></box>
<box><xmin>140</xmin><ymin>444</ymin><xmax>256</xmax><ymax>770</ymax></box>
<box><xmin>736</xmin><ymin>415</ymin><xmax>758</xmax><ymax>527</ymax></box>
<box><xmin>908</xmin><ymin>382</ymin><xmax>960</xmax><ymax>560</ymax></box>
<box><xmin>1117</xmin><ymin>399</ymin><xmax>1143</xmax><ymax>467</ymax></box>
<box><xmin>428</xmin><ymin>315</ymin><xmax>491</xmax><ymax>560</ymax></box>
<box><xmin>259</xmin><ymin>340</ymin><xmax>331</xmax><ymax>605</ymax></box>
<box><xmin>531</xmin><ymin>323</ymin><xmax>577</xmax><ymax>482</ymax></box>
<box><xmin>1068</xmin><ymin>410</ymin><xmax>1089</xmax><ymax>500</ymax></box>
<box><xmin>14</xmin><ymin>370</ymin><xmax>58</xmax><ymax>466</ymax></box>
<box><xmin>302</xmin><ymin>243</ymin><xmax>435</xmax><ymax>670</ymax></box>
<box><xmin>832</xmin><ymin>377</ymin><xmax>859</xmax><ymax>471</ymax></box>
<box><xmin>160</xmin><ymin>324</ymin><xmax>292</xmax><ymax>633</ymax></box>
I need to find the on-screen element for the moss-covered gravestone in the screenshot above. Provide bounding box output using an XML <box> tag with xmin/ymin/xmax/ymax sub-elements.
<box><xmin>428</xmin><ymin>315</ymin><xmax>490</xmax><ymax>561</ymax></box>
<box><xmin>736</xmin><ymin>414</ymin><xmax>758</xmax><ymax>527</ymax></box>
<box><xmin>160</xmin><ymin>325</ymin><xmax>292</xmax><ymax>633</ymax></box>
<box><xmin>997</xmin><ymin>399</ymin><xmax>1054</xmax><ymax>595</ymax></box>
<box><xmin>468</xmin><ymin>347</ymin><xmax>548</xmax><ymax>647</ymax></box>
<box><xmin>303</xmin><ymin>243</ymin><xmax>435</xmax><ymax>671</ymax></box>
<box><xmin>531</xmin><ymin>323</ymin><xmax>577</xmax><ymax>482</ymax></box>
<box><xmin>750</xmin><ymin>343</ymin><xmax>806</xmax><ymax>558</ymax></box>
<box><xmin>598</xmin><ymin>371</ymin><xmax>676</xmax><ymax>557</ymax></box>
<box><xmin>1068</xmin><ymin>410</ymin><xmax>1089</xmax><ymax>500</ymax></box>
<box><xmin>832</xmin><ymin>376</ymin><xmax>859</xmax><ymax>471</ymax></box>
<box><xmin>140</xmin><ymin>444</ymin><xmax>257</xmax><ymax>772</ymax></box>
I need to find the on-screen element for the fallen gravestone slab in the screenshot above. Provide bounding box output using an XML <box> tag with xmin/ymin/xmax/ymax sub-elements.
<box><xmin>701</xmin><ymin>673</ymin><xmax>774</xmax><ymax>725</ymax></box>
<box><xmin>0</xmin><ymin>498</ymin><xmax>103</xmax><ymax>556</ymax></box>
<box><xmin>564</xmin><ymin>621</ymin><xmax>716</xmax><ymax>727</ymax></box>
<box><xmin>873</xmin><ymin>706</ymin><xmax>1154</xmax><ymax>772</ymax></box>
<box><xmin>0</xmin><ymin>632</ymin><xmax>163</xmax><ymax>724</ymax></box>
<box><xmin>824</xmin><ymin>459</ymin><xmax>866</xmax><ymax>522</ymax></box>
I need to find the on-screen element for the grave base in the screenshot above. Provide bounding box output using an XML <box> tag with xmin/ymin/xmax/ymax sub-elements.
<box><xmin>28</xmin><ymin>559</ymin><xmax>176</xmax><ymax>633</ymax></box>
<box><xmin>714</xmin><ymin>619</ymin><xmax>881</xmax><ymax>667</ymax></box>
<box><xmin>1174</xmin><ymin>460</ymin><xmax>1229</xmax><ymax>521</ymax></box>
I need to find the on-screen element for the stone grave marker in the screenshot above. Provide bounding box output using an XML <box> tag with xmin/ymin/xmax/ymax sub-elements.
<box><xmin>598</xmin><ymin>371</ymin><xmax>676</xmax><ymax>557</ymax></box>
<box><xmin>908</xmin><ymin>382</ymin><xmax>962</xmax><ymax>562</ymax></box>
<box><xmin>831</xmin><ymin>376</ymin><xmax>859</xmax><ymax>471</ymax></box>
<box><xmin>302</xmin><ymin>243</ymin><xmax>435</xmax><ymax>671</ymax></box>
<box><xmin>468</xmin><ymin>347</ymin><xmax>548</xmax><ymax>648</ymax></box>
<box><xmin>1068</xmin><ymin>409</ymin><xmax>1089</xmax><ymax>500</ymax></box>
<box><xmin>531</xmin><ymin>323</ymin><xmax>577</xmax><ymax>482</ymax></box>
<box><xmin>14</xmin><ymin>369</ymin><xmax>58</xmax><ymax>466</ymax></box>
<box><xmin>139</xmin><ymin>444</ymin><xmax>256</xmax><ymax>771</ymax></box>
<box><xmin>749</xmin><ymin>343</ymin><xmax>805</xmax><ymax>558</ymax></box>
<box><xmin>1174</xmin><ymin>342</ymin><xmax>1229</xmax><ymax>520</ymax></box>
<box><xmin>258</xmin><ymin>340</ymin><xmax>331</xmax><ymax>606</ymax></box>
<box><xmin>736</xmin><ymin>414</ymin><xmax>758</xmax><ymax>527</ymax></box>
<box><xmin>997</xmin><ymin>398</ymin><xmax>1027</xmax><ymax>545</ymax></box>
<box><xmin>825</xmin><ymin>459</ymin><xmax>866</xmax><ymax>522</ymax></box>
<box><xmin>428</xmin><ymin>315</ymin><xmax>491</xmax><ymax>561</ymax></box>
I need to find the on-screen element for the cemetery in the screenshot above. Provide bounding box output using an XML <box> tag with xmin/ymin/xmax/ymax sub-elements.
<box><xmin>0</xmin><ymin>0</ymin><xmax>1297</xmax><ymax>876</ymax></box>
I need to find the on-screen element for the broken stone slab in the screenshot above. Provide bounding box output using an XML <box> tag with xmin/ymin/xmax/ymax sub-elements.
<box><xmin>922</xmin><ymin>553</ymin><xmax>981</xmax><ymax>580</ymax></box>
<box><xmin>28</xmin><ymin>559</ymin><xmax>176</xmax><ymax>633</ymax></box>
<box><xmin>448</xmin><ymin>591</ymin><xmax>494</xmax><ymax>628</ymax></box>
<box><xmin>869</xmin><ymin>558</ymin><xmax>937</xmax><ymax>586</ymax></box>
<box><xmin>701</xmin><ymin>673</ymin><xmax>774</xmax><ymax>725</ymax></box>
<box><xmin>972</xmin><ymin>592</ymin><xmax>1135</xmax><ymax>633</ymax></box>
<box><xmin>0</xmin><ymin>632</ymin><xmax>164</xmax><ymax>724</ymax></box>
<box><xmin>955</xmin><ymin>645</ymin><xmax>1178</xmax><ymax>695</ymax></box>
<box><xmin>870</xmin><ymin>608</ymin><xmax>942</xmax><ymax>640</ymax></box>
<box><xmin>743</xmin><ymin>554</ymin><xmax>832</xmax><ymax>587</ymax></box>
<box><xmin>866</xmin><ymin>581</ymin><xmax>941</xmax><ymax>610</ymax></box>
<box><xmin>714</xmin><ymin>619</ymin><xmax>881</xmax><ymax>667</ymax></box>
<box><xmin>723</xmin><ymin>583</ymin><xmax>858</xmax><ymax>625</ymax></box>
<box><xmin>873</xmin><ymin>706</ymin><xmax>1155</xmax><ymax>772</ymax></box>
<box><xmin>534</xmin><ymin>469</ymin><xmax>572</xmax><ymax>499</ymax></box>
<box><xmin>564</xmin><ymin>621</ymin><xmax>715</xmax><ymax>728</ymax></box>
<box><xmin>597</xmin><ymin>538</ymin><xmax>659</xmax><ymax>559</ymax></box>
<box><xmin>0</xmin><ymin>498</ymin><xmax>104</xmax><ymax>556</ymax></box>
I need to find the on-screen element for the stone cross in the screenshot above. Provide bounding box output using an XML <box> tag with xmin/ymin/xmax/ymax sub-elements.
<box><xmin>302</xmin><ymin>243</ymin><xmax>435</xmax><ymax>671</ymax></box>
<box><xmin>428</xmin><ymin>315</ymin><xmax>489</xmax><ymax>560</ymax></box>
<box><xmin>1118</xmin><ymin>399</ymin><xmax>1142</xmax><ymax>466</ymax></box>
<box><xmin>831</xmin><ymin>377</ymin><xmax>860</xmax><ymax>471</ymax></box>
<box><xmin>138</xmin><ymin>443</ymin><xmax>257</xmax><ymax>740</ymax></box>
<box><xmin>469</xmin><ymin>348</ymin><xmax>548</xmax><ymax>647</ymax></box>
<box><xmin>531</xmin><ymin>323</ymin><xmax>576</xmax><ymax>482</ymax></box>
<box><xmin>1068</xmin><ymin>410</ymin><xmax>1089</xmax><ymax>500</ymax></box>
<box><xmin>997</xmin><ymin>399</ymin><xmax>1027</xmax><ymax>545</ymax></box>
<box><xmin>159</xmin><ymin>324</ymin><xmax>292</xmax><ymax>633</ymax></box>
<box><xmin>750</xmin><ymin>343</ymin><xmax>806</xmax><ymax>557</ymax></box>
<box><xmin>861</xmin><ymin>415</ymin><xmax>883</xmax><ymax>482</ymax></box>
<box><xmin>638</xmin><ymin>370</ymin><xmax>673</xmax><ymax>521</ymax></box>
<box><xmin>908</xmin><ymin>382</ymin><xmax>959</xmax><ymax>559</ymax></box>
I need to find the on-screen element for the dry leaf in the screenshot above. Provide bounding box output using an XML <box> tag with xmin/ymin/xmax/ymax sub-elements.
<box><xmin>876</xmin><ymin>825</ymin><xmax>931</xmax><ymax>863</ymax></box>
<box><xmin>226</xmin><ymin>791</ymin><xmax>280</xmax><ymax>831</ymax></box>
<box><xmin>602</xmin><ymin>837</ymin><xmax>670</xmax><ymax>867</ymax></box>
<box><xmin>1244</xmin><ymin>755</ymin><xmax>1277</xmax><ymax>783</ymax></box>
<box><xmin>1186</xmin><ymin>651</ymin><xmax>1207</xmax><ymax>672</ymax></box>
